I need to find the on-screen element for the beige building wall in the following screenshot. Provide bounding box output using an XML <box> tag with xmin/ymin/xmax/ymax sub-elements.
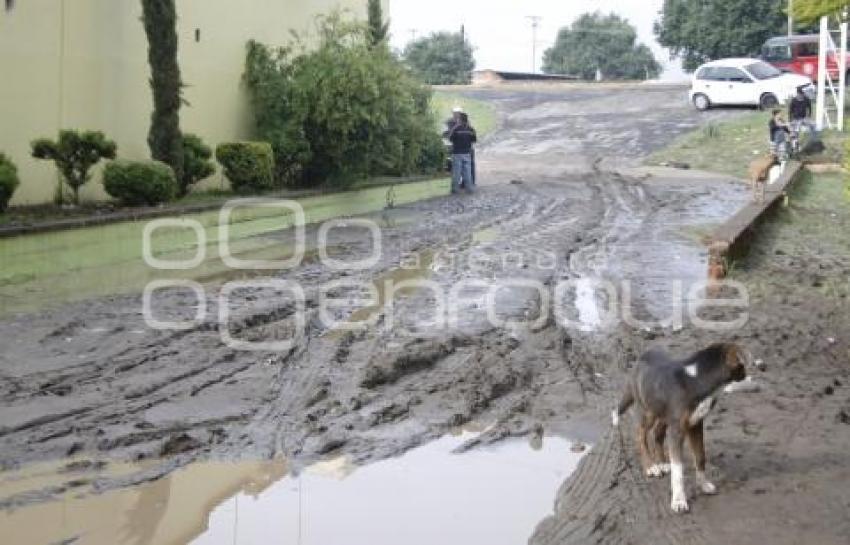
<box><xmin>0</xmin><ymin>0</ymin><xmax>384</xmax><ymax>205</ymax></box>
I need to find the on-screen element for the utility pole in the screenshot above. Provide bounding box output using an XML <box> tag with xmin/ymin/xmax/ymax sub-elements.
<box><xmin>408</xmin><ymin>29</ymin><xmax>418</xmax><ymax>42</ymax></box>
<box><xmin>526</xmin><ymin>15</ymin><xmax>541</xmax><ymax>73</ymax></box>
<box><xmin>788</xmin><ymin>0</ymin><xmax>793</xmax><ymax>37</ymax></box>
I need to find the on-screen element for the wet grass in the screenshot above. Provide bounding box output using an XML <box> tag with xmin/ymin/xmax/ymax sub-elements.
<box><xmin>431</xmin><ymin>91</ymin><xmax>499</xmax><ymax>138</ymax></box>
<box><xmin>645</xmin><ymin>111</ymin><xmax>846</xmax><ymax>178</ymax></box>
<box><xmin>736</xmin><ymin>170</ymin><xmax>850</xmax><ymax>299</ymax></box>
<box><xmin>0</xmin><ymin>175</ymin><xmax>445</xmax><ymax>228</ymax></box>
<box><xmin>0</xmin><ymin>178</ymin><xmax>450</xmax><ymax>315</ymax></box>
<box><xmin>771</xmin><ymin>170</ymin><xmax>850</xmax><ymax>251</ymax></box>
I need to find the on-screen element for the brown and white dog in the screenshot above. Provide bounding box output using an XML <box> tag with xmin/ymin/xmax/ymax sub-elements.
<box><xmin>748</xmin><ymin>153</ymin><xmax>776</xmax><ymax>203</ymax></box>
<box><xmin>612</xmin><ymin>343</ymin><xmax>749</xmax><ymax>513</ymax></box>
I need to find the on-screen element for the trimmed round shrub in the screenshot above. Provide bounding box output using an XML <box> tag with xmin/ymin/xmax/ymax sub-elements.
<box><xmin>215</xmin><ymin>141</ymin><xmax>275</xmax><ymax>193</ymax></box>
<box><xmin>103</xmin><ymin>160</ymin><xmax>177</xmax><ymax>206</ymax></box>
<box><xmin>181</xmin><ymin>133</ymin><xmax>215</xmax><ymax>195</ymax></box>
<box><xmin>0</xmin><ymin>152</ymin><xmax>20</xmax><ymax>212</ymax></box>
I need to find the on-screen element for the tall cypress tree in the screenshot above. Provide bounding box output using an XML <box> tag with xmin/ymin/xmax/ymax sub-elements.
<box><xmin>367</xmin><ymin>0</ymin><xmax>389</xmax><ymax>46</ymax></box>
<box><xmin>141</xmin><ymin>0</ymin><xmax>184</xmax><ymax>183</ymax></box>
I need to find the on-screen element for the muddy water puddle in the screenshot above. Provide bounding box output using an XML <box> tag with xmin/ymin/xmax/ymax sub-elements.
<box><xmin>1</xmin><ymin>433</ymin><xmax>584</xmax><ymax>545</ymax></box>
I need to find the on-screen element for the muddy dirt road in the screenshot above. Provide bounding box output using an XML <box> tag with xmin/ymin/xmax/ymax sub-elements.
<box><xmin>4</xmin><ymin>85</ymin><xmax>846</xmax><ymax>544</ymax></box>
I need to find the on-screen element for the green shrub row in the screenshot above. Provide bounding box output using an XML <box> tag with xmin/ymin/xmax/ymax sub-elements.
<box><xmin>2</xmin><ymin>132</ymin><xmax>278</xmax><ymax>211</ymax></box>
<box><xmin>243</xmin><ymin>14</ymin><xmax>445</xmax><ymax>188</ymax></box>
<box><xmin>3</xmin><ymin>130</ymin><xmax>223</xmax><ymax>210</ymax></box>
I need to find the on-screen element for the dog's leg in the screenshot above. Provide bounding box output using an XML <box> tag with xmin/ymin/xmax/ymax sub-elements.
<box><xmin>668</xmin><ymin>423</ymin><xmax>689</xmax><ymax>513</ymax></box>
<box><xmin>612</xmin><ymin>383</ymin><xmax>633</xmax><ymax>427</ymax></box>
<box><xmin>638</xmin><ymin>412</ymin><xmax>658</xmax><ymax>477</ymax></box>
<box><xmin>687</xmin><ymin>421</ymin><xmax>716</xmax><ymax>495</ymax></box>
<box><xmin>652</xmin><ymin>421</ymin><xmax>670</xmax><ymax>475</ymax></box>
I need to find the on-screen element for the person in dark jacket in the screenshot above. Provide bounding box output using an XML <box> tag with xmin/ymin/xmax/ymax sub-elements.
<box><xmin>448</xmin><ymin>112</ymin><xmax>477</xmax><ymax>193</ymax></box>
<box><xmin>788</xmin><ymin>86</ymin><xmax>820</xmax><ymax>145</ymax></box>
<box><xmin>769</xmin><ymin>109</ymin><xmax>790</xmax><ymax>159</ymax></box>
<box><xmin>444</xmin><ymin>106</ymin><xmax>477</xmax><ymax>188</ymax></box>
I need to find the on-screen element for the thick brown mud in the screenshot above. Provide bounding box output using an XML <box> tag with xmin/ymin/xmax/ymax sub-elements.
<box><xmin>4</xmin><ymin>85</ymin><xmax>845</xmax><ymax>545</ymax></box>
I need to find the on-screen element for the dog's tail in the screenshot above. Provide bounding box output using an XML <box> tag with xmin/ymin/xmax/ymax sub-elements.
<box><xmin>612</xmin><ymin>384</ymin><xmax>634</xmax><ymax>427</ymax></box>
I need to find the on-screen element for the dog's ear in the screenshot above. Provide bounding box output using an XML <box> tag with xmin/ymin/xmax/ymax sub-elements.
<box><xmin>724</xmin><ymin>343</ymin><xmax>749</xmax><ymax>381</ymax></box>
<box><xmin>723</xmin><ymin>343</ymin><xmax>743</xmax><ymax>368</ymax></box>
<box><xmin>724</xmin><ymin>343</ymin><xmax>752</xmax><ymax>367</ymax></box>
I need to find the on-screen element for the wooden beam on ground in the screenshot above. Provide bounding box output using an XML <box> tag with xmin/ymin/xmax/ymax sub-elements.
<box><xmin>707</xmin><ymin>161</ymin><xmax>804</xmax><ymax>279</ymax></box>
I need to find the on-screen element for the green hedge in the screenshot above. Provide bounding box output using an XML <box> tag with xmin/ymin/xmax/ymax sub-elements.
<box><xmin>0</xmin><ymin>152</ymin><xmax>20</xmax><ymax>212</ymax></box>
<box><xmin>215</xmin><ymin>141</ymin><xmax>275</xmax><ymax>193</ymax></box>
<box><xmin>417</xmin><ymin>132</ymin><xmax>447</xmax><ymax>173</ymax></box>
<box><xmin>103</xmin><ymin>160</ymin><xmax>177</xmax><ymax>206</ymax></box>
<box><xmin>243</xmin><ymin>14</ymin><xmax>443</xmax><ymax>187</ymax></box>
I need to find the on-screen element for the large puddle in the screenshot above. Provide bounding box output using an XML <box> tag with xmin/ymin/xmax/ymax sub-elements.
<box><xmin>1</xmin><ymin>433</ymin><xmax>584</xmax><ymax>545</ymax></box>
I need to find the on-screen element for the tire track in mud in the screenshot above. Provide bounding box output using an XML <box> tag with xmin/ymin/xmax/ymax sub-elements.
<box><xmin>212</xmin><ymin>173</ymin><xmax>626</xmax><ymax>467</ymax></box>
<box><xmin>532</xmin><ymin>421</ymin><xmax>711</xmax><ymax>545</ymax></box>
<box><xmin>222</xmin><ymin>186</ymin><xmax>578</xmax><ymax>464</ymax></box>
<box><xmin>264</xmin><ymin>167</ymin><xmax>669</xmax><ymax>462</ymax></box>
<box><xmin>0</xmin><ymin>187</ymin><xmax>546</xmax><ymax>471</ymax></box>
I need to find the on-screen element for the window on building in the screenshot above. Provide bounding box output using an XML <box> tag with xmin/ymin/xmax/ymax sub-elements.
<box><xmin>195</xmin><ymin>28</ymin><xmax>201</xmax><ymax>42</ymax></box>
<box><xmin>5</xmin><ymin>0</ymin><xmax>15</xmax><ymax>12</ymax></box>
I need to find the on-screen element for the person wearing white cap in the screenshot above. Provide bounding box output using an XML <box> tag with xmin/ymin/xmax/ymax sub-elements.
<box><xmin>446</xmin><ymin>106</ymin><xmax>464</xmax><ymax>131</ymax></box>
<box><xmin>446</xmin><ymin>111</ymin><xmax>477</xmax><ymax>194</ymax></box>
<box><xmin>443</xmin><ymin>106</ymin><xmax>477</xmax><ymax>193</ymax></box>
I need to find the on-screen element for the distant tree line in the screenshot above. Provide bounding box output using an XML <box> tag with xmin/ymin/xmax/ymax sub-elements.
<box><xmin>403</xmin><ymin>31</ymin><xmax>475</xmax><ymax>85</ymax></box>
<box><xmin>543</xmin><ymin>12</ymin><xmax>660</xmax><ymax>80</ymax></box>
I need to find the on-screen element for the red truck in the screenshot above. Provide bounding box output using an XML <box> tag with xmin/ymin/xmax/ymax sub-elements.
<box><xmin>761</xmin><ymin>34</ymin><xmax>848</xmax><ymax>84</ymax></box>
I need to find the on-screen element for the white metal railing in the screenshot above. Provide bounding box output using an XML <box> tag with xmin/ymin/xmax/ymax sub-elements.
<box><xmin>815</xmin><ymin>15</ymin><xmax>847</xmax><ymax>131</ymax></box>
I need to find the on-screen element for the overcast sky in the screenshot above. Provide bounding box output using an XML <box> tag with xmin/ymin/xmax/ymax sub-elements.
<box><xmin>389</xmin><ymin>0</ymin><xmax>688</xmax><ymax>81</ymax></box>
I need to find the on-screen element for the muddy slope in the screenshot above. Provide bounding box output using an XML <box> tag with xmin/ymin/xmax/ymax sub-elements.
<box><xmin>532</xmin><ymin>188</ymin><xmax>850</xmax><ymax>544</ymax></box>
<box><xmin>1</xmin><ymin>85</ymin><xmax>751</xmax><ymax>516</ymax></box>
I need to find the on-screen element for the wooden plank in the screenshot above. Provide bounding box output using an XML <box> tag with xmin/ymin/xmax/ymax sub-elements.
<box><xmin>707</xmin><ymin>161</ymin><xmax>803</xmax><ymax>279</ymax></box>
